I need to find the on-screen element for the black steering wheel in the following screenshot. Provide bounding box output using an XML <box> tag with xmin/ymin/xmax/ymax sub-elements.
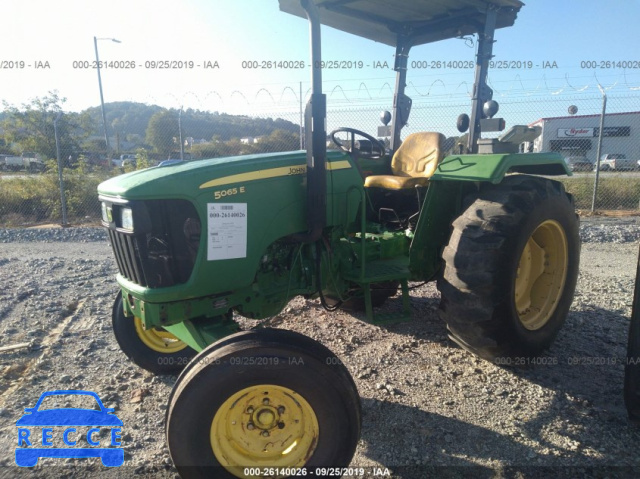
<box><xmin>330</xmin><ymin>127</ymin><xmax>385</xmax><ymax>160</ymax></box>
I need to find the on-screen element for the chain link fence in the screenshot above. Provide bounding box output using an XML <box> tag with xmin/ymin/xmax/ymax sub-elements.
<box><xmin>1</xmin><ymin>86</ymin><xmax>640</xmax><ymax>227</ymax></box>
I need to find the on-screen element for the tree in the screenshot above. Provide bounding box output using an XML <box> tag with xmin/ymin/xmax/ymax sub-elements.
<box><xmin>254</xmin><ymin>129</ymin><xmax>300</xmax><ymax>153</ymax></box>
<box><xmin>1</xmin><ymin>91</ymin><xmax>87</xmax><ymax>161</ymax></box>
<box><xmin>0</xmin><ymin>137</ymin><xmax>9</xmax><ymax>154</ymax></box>
<box><xmin>82</xmin><ymin>137</ymin><xmax>108</xmax><ymax>150</ymax></box>
<box><xmin>191</xmin><ymin>142</ymin><xmax>224</xmax><ymax>159</ymax></box>
<box><xmin>146</xmin><ymin>110</ymin><xmax>180</xmax><ymax>158</ymax></box>
<box><xmin>134</xmin><ymin>148</ymin><xmax>151</xmax><ymax>170</ymax></box>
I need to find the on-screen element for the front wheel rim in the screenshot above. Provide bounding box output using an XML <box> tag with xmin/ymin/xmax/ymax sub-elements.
<box><xmin>210</xmin><ymin>384</ymin><xmax>319</xmax><ymax>479</ymax></box>
<box><xmin>133</xmin><ymin>317</ymin><xmax>189</xmax><ymax>353</ymax></box>
<box><xmin>515</xmin><ymin>220</ymin><xmax>569</xmax><ymax>331</ymax></box>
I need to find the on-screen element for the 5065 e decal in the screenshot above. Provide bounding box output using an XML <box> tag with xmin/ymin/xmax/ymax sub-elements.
<box><xmin>214</xmin><ymin>186</ymin><xmax>246</xmax><ymax>200</ymax></box>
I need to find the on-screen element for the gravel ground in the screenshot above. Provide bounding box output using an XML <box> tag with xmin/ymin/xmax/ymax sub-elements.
<box><xmin>1</xmin><ymin>216</ymin><xmax>640</xmax><ymax>478</ymax></box>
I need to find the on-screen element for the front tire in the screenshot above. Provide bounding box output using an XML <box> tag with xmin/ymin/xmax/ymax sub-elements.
<box><xmin>438</xmin><ymin>176</ymin><xmax>580</xmax><ymax>362</ymax></box>
<box><xmin>111</xmin><ymin>291</ymin><xmax>196</xmax><ymax>374</ymax></box>
<box><xmin>166</xmin><ymin>329</ymin><xmax>361</xmax><ymax>479</ymax></box>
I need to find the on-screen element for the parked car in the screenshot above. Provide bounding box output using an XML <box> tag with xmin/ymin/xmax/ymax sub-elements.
<box><xmin>112</xmin><ymin>154</ymin><xmax>137</xmax><ymax>168</ymax></box>
<box><xmin>598</xmin><ymin>153</ymin><xmax>637</xmax><ymax>171</ymax></box>
<box><xmin>157</xmin><ymin>159</ymin><xmax>185</xmax><ymax>167</ymax></box>
<box><xmin>2</xmin><ymin>156</ymin><xmax>25</xmax><ymax>171</ymax></box>
<box><xmin>564</xmin><ymin>155</ymin><xmax>594</xmax><ymax>172</ymax></box>
<box><xmin>0</xmin><ymin>155</ymin><xmax>46</xmax><ymax>172</ymax></box>
<box><xmin>23</xmin><ymin>157</ymin><xmax>46</xmax><ymax>172</ymax></box>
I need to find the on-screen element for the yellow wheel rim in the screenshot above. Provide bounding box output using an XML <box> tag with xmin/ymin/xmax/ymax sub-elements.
<box><xmin>515</xmin><ymin>220</ymin><xmax>568</xmax><ymax>330</ymax></box>
<box><xmin>133</xmin><ymin>316</ymin><xmax>189</xmax><ymax>353</ymax></box>
<box><xmin>210</xmin><ymin>384</ymin><xmax>319</xmax><ymax>479</ymax></box>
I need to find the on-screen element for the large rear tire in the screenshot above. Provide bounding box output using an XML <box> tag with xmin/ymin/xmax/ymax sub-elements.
<box><xmin>437</xmin><ymin>176</ymin><xmax>580</xmax><ymax>362</ymax></box>
<box><xmin>166</xmin><ymin>329</ymin><xmax>361</xmax><ymax>479</ymax></box>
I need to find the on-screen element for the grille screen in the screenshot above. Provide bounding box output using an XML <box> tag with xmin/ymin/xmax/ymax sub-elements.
<box><xmin>106</xmin><ymin>199</ymin><xmax>201</xmax><ymax>288</ymax></box>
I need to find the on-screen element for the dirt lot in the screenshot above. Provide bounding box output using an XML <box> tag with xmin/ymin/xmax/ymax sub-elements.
<box><xmin>0</xmin><ymin>226</ymin><xmax>639</xmax><ymax>478</ymax></box>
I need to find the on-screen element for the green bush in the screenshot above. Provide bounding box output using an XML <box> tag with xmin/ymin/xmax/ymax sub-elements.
<box><xmin>0</xmin><ymin>160</ymin><xmax>113</xmax><ymax>226</ymax></box>
<box><xmin>0</xmin><ymin>154</ymin><xmax>165</xmax><ymax>226</ymax></box>
<box><xmin>559</xmin><ymin>175</ymin><xmax>640</xmax><ymax>210</ymax></box>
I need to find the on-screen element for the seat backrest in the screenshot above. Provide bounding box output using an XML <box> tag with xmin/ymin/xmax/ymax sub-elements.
<box><xmin>390</xmin><ymin>132</ymin><xmax>445</xmax><ymax>178</ymax></box>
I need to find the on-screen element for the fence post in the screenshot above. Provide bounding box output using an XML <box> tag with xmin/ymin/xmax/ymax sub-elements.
<box><xmin>299</xmin><ymin>81</ymin><xmax>304</xmax><ymax>149</ymax></box>
<box><xmin>179</xmin><ymin>107</ymin><xmax>185</xmax><ymax>161</ymax></box>
<box><xmin>591</xmin><ymin>85</ymin><xmax>607</xmax><ymax>212</ymax></box>
<box><xmin>53</xmin><ymin>112</ymin><xmax>68</xmax><ymax>226</ymax></box>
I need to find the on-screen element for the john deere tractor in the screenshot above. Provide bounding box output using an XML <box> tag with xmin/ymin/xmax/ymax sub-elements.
<box><xmin>98</xmin><ymin>0</ymin><xmax>579</xmax><ymax>476</ymax></box>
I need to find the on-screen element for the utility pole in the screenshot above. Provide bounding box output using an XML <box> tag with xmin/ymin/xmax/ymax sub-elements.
<box><xmin>94</xmin><ymin>37</ymin><xmax>121</xmax><ymax>157</ymax></box>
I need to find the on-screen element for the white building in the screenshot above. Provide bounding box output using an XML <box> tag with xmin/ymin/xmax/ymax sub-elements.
<box><xmin>528</xmin><ymin>111</ymin><xmax>640</xmax><ymax>162</ymax></box>
<box><xmin>240</xmin><ymin>137</ymin><xmax>262</xmax><ymax>145</ymax></box>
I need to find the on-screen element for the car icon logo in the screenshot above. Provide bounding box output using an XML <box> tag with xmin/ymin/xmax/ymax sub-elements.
<box><xmin>15</xmin><ymin>390</ymin><xmax>124</xmax><ymax>467</ymax></box>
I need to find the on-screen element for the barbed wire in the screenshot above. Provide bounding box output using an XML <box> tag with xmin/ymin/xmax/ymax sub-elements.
<box><xmin>136</xmin><ymin>72</ymin><xmax>640</xmax><ymax>111</ymax></box>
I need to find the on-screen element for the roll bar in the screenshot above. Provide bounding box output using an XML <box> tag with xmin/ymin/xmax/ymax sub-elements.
<box><xmin>290</xmin><ymin>0</ymin><xmax>327</xmax><ymax>243</ymax></box>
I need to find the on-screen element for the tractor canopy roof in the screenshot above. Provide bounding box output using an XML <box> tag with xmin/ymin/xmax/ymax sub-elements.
<box><xmin>278</xmin><ymin>0</ymin><xmax>523</xmax><ymax>47</ymax></box>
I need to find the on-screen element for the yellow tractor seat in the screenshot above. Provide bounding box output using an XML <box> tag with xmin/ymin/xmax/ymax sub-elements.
<box><xmin>364</xmin><ymin>132</ymin><xmax>445</xmax><ymax>190</ymax></box>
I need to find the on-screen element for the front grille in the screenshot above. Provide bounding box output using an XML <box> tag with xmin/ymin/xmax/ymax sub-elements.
<box><xmin>109</xmin><ymin>229</ymin><xmax>147</xmax><ymax>285</ymax></box>
<box><xmin>104</xmin><ymin>199</ymin><xmax>201</xmax><ymax>288</ymax></box>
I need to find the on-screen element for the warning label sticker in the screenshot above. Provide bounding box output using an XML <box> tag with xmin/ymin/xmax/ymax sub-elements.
<box><xmin>207</xmin><ymin>203</ymin><xmax>247</xmax><ymax>260</ymax></box>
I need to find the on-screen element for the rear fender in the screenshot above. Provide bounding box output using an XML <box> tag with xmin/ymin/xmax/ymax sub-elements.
<box><xmin>431</xmin><ymin>152</ymin><xmax>570</xmax><ymax>184</ymax></box>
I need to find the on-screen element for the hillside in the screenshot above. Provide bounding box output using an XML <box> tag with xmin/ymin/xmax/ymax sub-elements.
<box><xmin>82</xmin><ymin>101</ymin><xmax>299</xmax><ymax>142</ymax></box>
<box><xmin>1</xmin><ymin>98</ymin><xmax>301</xmax><ymax>159</ymax></box>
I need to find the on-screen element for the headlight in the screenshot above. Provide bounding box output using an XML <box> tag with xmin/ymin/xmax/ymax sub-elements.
<box><xmin>101</xmin><ymin>202</ymin><xmax>113</xmax><ymax>223</ymax></box>
<box><xmin>121</xmin><ymin>207</ymin><xmax>134</xmax><ymax>231</ymax></box>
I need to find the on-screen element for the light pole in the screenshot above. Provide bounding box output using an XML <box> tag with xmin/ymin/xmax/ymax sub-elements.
<box><xmin>94</xmin><ymin>36</ymin><xmax>121</xmax><ymax>158</ymax></box>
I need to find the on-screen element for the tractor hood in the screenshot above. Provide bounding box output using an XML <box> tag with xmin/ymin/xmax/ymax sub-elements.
<box><xmin>279</xmin><ymin>0</ymin><xmax>523</xmax><ymax>47</ymax></box>
<box><xmin>98</xmin><ymin>150</ymin><xmax>347</xmax><ymax>200</ymax></box>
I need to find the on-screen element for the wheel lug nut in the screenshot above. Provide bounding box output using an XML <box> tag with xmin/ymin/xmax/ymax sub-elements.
<box><xmin>247</xmin><ymin>423</ymin><xmax>255</xmax><ymax>430</ymax></box>
<box><xmin>277</xmin><ymin>406</ymin><xmax>285</xmax><ymax>414</ymax></box>
<box><xmin>247</xmin><ymin>406</ymin><xmax>254</xmax><ymax>413</ymax></box>
<box><xmin>277</xmin><ymin>422</ymin><xmax>285</xmax><ymax>429</ymax></box>
<box><xmin>262</xmin><ymin>430</ymin><xmax>269</xmax><ymax>437</ymax></box>
<box><xmin>262</xmin><ymin>398</ymin><xmax>269</xmax><ymax>405</ymax></box>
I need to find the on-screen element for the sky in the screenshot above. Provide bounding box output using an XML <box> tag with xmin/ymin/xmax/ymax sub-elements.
<box><xmin>2</xmin><ymin>0</ymin><xmax>640</xmax><ymax>121</ymax></box>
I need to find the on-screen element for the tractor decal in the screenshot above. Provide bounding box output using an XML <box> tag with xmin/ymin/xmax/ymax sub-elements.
<box><xmin>199</xmin><ymin>159</ymin><xmax>352</xmax><ymax>189</ymax></box>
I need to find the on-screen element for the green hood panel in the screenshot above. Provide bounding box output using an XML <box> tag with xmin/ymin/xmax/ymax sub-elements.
<box><xmin>99</xmin><ymin>150</ymin><xmax>350</xmax><ymax>199</ymax></box>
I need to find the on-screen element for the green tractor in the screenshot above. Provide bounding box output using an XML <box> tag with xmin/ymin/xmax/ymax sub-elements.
<box><xmin>98</xmin><ymin>0</ymin><xmax>579</xmax><ymax>476</ymax></box>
